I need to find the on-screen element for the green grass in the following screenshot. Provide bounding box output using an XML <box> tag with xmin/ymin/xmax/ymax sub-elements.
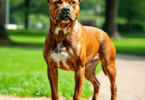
<box><xmin>112</xmin><ymin>33</ymin><xmax>145</xmax><ymax>56</ymax></box>
<box><xmin>6</xmin><ymin>30</ymin><xmax>47</xmax><ymax>46</ymax></box>
<box><xmin>0</xmin><ymin>46</ymin><xmax>102</xmax><ymax>98</ymax></box>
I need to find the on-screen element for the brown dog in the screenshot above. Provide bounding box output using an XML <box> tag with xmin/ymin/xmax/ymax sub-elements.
<box><xmin>43</xmin><ymin>0</ymin><xmax>117</xmax><ymax>100</ymax></box>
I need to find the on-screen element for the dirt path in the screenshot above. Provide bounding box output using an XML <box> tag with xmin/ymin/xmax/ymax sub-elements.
<box><xmin>1</xmin><ymin>54</ymin><xmax>145</xmax><ymax>100</ymax></box>
<box><xmin>97</xmin><ymin>54</ymin><xmax>145</xmax><ymax>100</ymax></box>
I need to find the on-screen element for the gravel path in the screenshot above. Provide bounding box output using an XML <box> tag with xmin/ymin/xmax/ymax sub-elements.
<box><xmin>0</xmin><ymin>54</ymin><xmax>145</xmax><ymax>100</ymax></box>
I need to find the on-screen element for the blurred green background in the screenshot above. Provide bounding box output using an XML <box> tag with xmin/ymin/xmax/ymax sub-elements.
<box><xmin>4</xmin><ymin>0</ymin><xmax>145</xmax><ymax>31</ymax></box>
<box><xmin>0</xmin><ymin>0</ymin><xmax>145</xmax><ymax>99</ymax></box>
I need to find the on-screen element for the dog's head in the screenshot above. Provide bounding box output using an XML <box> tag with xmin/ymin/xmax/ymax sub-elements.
<box><xmin>46</xmin><ymin>0</ymin><xmax>81</xmax><ymax>24</ymax></box>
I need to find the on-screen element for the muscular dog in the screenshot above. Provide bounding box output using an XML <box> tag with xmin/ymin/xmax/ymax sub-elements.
<box><xmin>43</xmin><ymin>0</ymin><xmax>117</xmax><ymax>100</ymax></box>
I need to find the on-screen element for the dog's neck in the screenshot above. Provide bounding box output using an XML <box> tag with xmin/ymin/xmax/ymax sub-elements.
<box><xmin>49</xmin><ymin>18</ymin><xmax>78</xmax><ymax>43</ymax></box>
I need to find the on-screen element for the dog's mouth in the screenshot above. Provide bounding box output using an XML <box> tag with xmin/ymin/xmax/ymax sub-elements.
<box><xmin>62</xmin><ymin>14</ymin><xmax>71</xmax><ymax>20</ymax></box>
<box><xmin>61</xmin><ymin>15</ymin><xmax>71</xmax><ymax>23</ymax></box>
<box><xmin>55</xmin><ymin>14</ymin><xmax>76</xmax><ymax>24</ymax></box>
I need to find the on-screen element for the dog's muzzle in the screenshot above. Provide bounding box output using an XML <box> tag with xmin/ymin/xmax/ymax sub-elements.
<box><xmin>61</xmin><ymin>7</ymin><xmax>71</xmax><ymax>20</ymax></box>
<box><xmin>55</xmin><ymin>7</ymin><xmax>76</xmax><ymax>24</ymax></box>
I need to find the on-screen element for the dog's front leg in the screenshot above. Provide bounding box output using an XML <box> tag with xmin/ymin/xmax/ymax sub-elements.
<box><xmin>73</xmin><ymin>66</ymin><xmax>85</xmax><ymax>100</ymax></box>
<box><xmin>47</xmin><ymin>65</ymin><xmax>58</xmax><ymax>100</ymax></box>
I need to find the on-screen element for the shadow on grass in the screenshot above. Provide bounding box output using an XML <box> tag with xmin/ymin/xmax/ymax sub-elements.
<box><xmin>116</xmin><ymin>46</ymin><xmax>145</xmax><ymax>56</ymax></box>
<box><xmin>1</xmin><ymin>30</ymin><xmax>46</xmax><ymax>47</ymax></box>
<box><xmin>7</xmin><ymin>30</ymin><xmax>47</xmax><ymax>37</ymax></box>
<box><xmin>0</xmin><ymin>40</ymin><xmax>44</xmax><ymax>47</ymax></box>
<box><xmin>0</xmin><ymin>30</ymin><xmax>47</xmax><ymax>47</ymax></box>
<box><xmin>121</xmin><ymin>32</ymin><xmax>145</xmax><ymax>39</ymax></box>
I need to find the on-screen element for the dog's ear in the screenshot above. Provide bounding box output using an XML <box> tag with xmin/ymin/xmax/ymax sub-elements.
<box><xmin>46</xmin><ymin>0</ymin><xmax>50</xmax><ymax>4</ymax></box>
<box><xmin>79</xmin><ymin>0</ymin><xmax>82</xmax><ymax>2</ymax></box>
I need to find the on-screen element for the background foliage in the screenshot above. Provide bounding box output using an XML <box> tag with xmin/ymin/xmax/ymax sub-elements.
<box><xmin>9</xmin><ymin>0</ymin><xmax>145</xmax><ymax>32</ymax></box>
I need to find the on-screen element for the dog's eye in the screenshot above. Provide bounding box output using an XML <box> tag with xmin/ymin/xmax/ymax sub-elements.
<box><xmin>71</xmin><ymin>1</ymin><xmax>76</xmax><ymax>6</ymax></box>
<box><xmin>54</xmin><ymin>1</ymin><xmax>61</xmax><ymax>6</ymax></box>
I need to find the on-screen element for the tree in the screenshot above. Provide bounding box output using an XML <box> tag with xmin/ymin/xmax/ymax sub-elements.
<box><xmin>118</xmin><ymin>0</ymin><xmax>145</xmax><ymax>30</ymax></box>
<box><xmin>24</xmin><ymin>0</ymin><xmax>30</xmax><ymax>29</ymax></box>
<box><xmin>9</xmin><ymin>0</ymin><xmax>50</xmax><ymax>29</ymax></box>
<box><xmin>80</xmin><ymin>0</ymin><xmax>104</xmax><ymax>10</ymax></box>
<box><xmin>0</xmin><ymin>0</ymin><xmax>9</xmax><ymax>40</ymax></box>
<box><xmin>29</xmin><ymin>0</ymin><xmax>49</xmax><ymax>14</ymax></box>
<box><xmin>103</xmin><ymin>0</ymin><xmax>120</xmax><ymax>38</ymax></box>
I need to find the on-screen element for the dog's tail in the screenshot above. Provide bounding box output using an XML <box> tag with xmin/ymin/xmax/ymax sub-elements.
<box><xmin>102</xmin><ymin>64</ymin><xmax>107</xmax><ymax>76</ymax></box>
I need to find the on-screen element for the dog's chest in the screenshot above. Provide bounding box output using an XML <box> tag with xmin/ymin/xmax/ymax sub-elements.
<box><xmin>50</xmin><ymin>43</ymin><xmax>72</xmax><ymax>70</ymax></box>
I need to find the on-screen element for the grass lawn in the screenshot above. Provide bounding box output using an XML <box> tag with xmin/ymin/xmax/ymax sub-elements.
<box><xmin>0</xmin><ymin>46</ymin><xmax>102</xmax><ymax>98</ymax></box>
<box><xmin>112</xmin><ymin>33</ymin><xmax>145</xmax><ymax>56</ymax></box>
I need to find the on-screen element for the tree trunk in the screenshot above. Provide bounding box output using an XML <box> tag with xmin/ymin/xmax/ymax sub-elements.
<box><xmin>25</xmin><ymin>0</ymin><xmax>29</xmax><ymax>29</ymax></box>
<box><xmin>0</xmin><ymin>0</ymin><xmax>9</xmax><ymax>40</ymax></box>
<box><xmin>103</xmin><ymin>0</ymin><xmax>120</xmax><ymax>38</ymax></box>
<box><xmin>127</xmin><ymin>17</ymin><xmax>132</xmax><ymax>31</ymax></box>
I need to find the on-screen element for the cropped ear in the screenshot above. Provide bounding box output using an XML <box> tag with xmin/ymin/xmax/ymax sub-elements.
<box><xmin>79</xmin><ymin>0</ymin><xmax>82</xmax><ymax>2</ymax></box>
<box><xmin>46</xmin><ymin>0</ymin><xmax>50</xmax><ymax>4</ymax></box>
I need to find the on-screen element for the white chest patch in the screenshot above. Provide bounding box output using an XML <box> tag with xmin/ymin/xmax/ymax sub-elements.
<box><xmin>51</xmin><ymin>43</ymin><xmax>70</xmax><ymax>70</ymax></box>
<box><xmin>55</xmin><ymin>27</ymin><xmax>68</xmax><ymax>35</ymax></box>
<box><xmin>51</xmin><ymin>51</ymin><xmax>70</xmax><ymax>70</ymax></box>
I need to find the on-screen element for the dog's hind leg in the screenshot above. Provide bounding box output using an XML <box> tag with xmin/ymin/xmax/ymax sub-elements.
<box><xmin>100</xmin><ymin>43</ymin><xmax>117</xmax><ymax>100</ymax></box>
<box><xmin>85</xmin><ymin>59</ymin><xmax>100</xmax><ymax>100</ymax></box>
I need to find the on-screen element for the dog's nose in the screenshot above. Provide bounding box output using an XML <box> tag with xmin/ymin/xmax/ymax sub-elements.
<box><xmin>61</xmin><ymin>7</ymin><xmax>70</xmax><ymax>14</ymax></box>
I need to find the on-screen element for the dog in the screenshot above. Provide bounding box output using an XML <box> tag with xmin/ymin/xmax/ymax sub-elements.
<box><xmin>43</xmin><ymin>0</ymin><xmax>117</xmax><ymax>100</ymax></box>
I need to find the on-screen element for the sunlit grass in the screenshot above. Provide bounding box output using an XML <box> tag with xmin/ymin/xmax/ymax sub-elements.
<box><xmin>0</xmin><ymin>46</ymin><xmax>102</xmax><ymax>98</ymax></box>
<box><xmin>112</xmin><ymin>33</ymin><xmax>145</xmax><ymax>56</ymax></box>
